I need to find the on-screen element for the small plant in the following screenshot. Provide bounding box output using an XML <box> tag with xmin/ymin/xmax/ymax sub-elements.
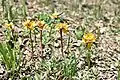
<box><xmin>82</xmin><ymin>32</ymin><xmax>96</xmax><ymax>69</ymax></box>
<box><xmin>4</xmin><ymin>22</ymin><xmax>17</xmax><ymax>47</ymax></box>
<box><xmin>23</xmin><ymin>19</ymin><xmax>36</xmax><ymax>54</ymax></box>
<box><xmin>36</xmin><ymin>20</ymin><xmax>47</xmax><ymax>58</ymax></box>
<box><xmin>0</xmin><ymin>43</ymin><xmax>21</xmax><ymax>79</ymax></box>
<box><xmin>4</xmin><ymin>22</ymin><xmax>14</xmax><ymax>40</ymax></box>
<box><xmin>56</xmin><ymin>22</ymin><xmax>68</xmax><ymax>57</ymax></box>
<box><xmin>82</xmin><ymin>33</ymin><xmax>96</xmax><ymax>49</ymax></box>
<box><xmin>63</xmin><ymin>53</ymin><xmax>77</xmax><ymax>79</ymax></box>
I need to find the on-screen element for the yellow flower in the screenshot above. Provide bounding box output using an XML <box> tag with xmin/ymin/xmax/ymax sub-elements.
<box><xmin>23</xmin><ymin>20</ymin><xmax>35</xmax><ymax>30</ymax></box>
<box><xmin>56</xmin><ymin>22</ymin><xmax>68</xmax><ymax>34</ymax></box>
<box><xmin>82</xmin><ymin>33</ymin><xmax>96</xmax><ymax>49</ymax></box>
<box><xmin>4</xmin><ymin>22</ymin><xmax>13</xmax><ymax>30</ymax></box>
<box><xmin>50</xmin><ymin>13</ymin><xmax>59</xmax><ymax>19</ymax></box>
<box><xmin>37</xmin><ymin>20</ymin><xmax>46</xmax><ymax>30</ymax></box>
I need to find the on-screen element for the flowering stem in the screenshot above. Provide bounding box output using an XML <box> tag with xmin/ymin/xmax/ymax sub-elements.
<box><xmin>30</xmin><ymin>30</ymin><xmax>33</xmax><ymax>54</ymax></box>
<box><xmin>87</xmin><ymin>51</ymin><xmax>91</xmax><ymax>69</ymax></box>
<box><xmin>60</xmin><ymin>29</ymin><xmax>64</xmax><ymax>57</ymax></box>
<box><xmin>40</xmin><ymin>30</ymin><xmax>43</xmax><ymax>58</ymax></box>
<box><xmin>49</xmin><ymin>25</ymin><xmax>53</xmax><ymax>37</ymax></box>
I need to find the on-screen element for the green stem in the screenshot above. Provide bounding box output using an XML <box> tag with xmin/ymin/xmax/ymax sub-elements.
<box><xmin>65</xmin><ymin>35</ymin><xmax>70</xmax><ymax>53</ymax></box>
<box><xmin>118</xmin><ymin>63</ymin><xmax>120</xmax><ymax>80</ymax></box>
<box><xmin>11</xmin><ymin>29</ymin><xmax>14</xmax><ymax>41</ymax></box>
<box><xmin>21</xmin><ymin>0</ymin><xmax>27</xmax><ymax>18</ymax></box>
<box><xmin>87</xmin><ymin>53</ymin><xmax>90</xmax><ymax>69</ymax></box>
<box><xmin>87</xmin><ymin>49</ymin><xmax>91</xmax><ymax>69</ymax></box>
<box><xmin>60</xmin><ymin>29</ymin><xmax>64</xmax><ymax>57</ymax></box>
<box><xmin>118</xmin><ymin>69</ymin><xmax>120</xmax><ymax>80</ymax></box>
<box><xmin>49</xmin><ymin>25</ymin><xmax>53</xmax><ymax>37</ymax></box>
<box><xmin>7</xmin><ymin>0</ymin><xmax>13</xmax><ymax>22</ymax></box>
<box><xmin>30</xmin><ymin>30</ymin><xmax>34</xmax><ymax>54</ymax></box>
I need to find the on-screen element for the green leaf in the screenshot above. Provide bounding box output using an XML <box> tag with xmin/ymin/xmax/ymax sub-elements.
<box><xmin>34</xmin><ymin>73</ymin><xmax>41</xmax><ymax>80</ymax></box>
<box><xmin>75</xmin><ymin>29</ymin><xmax>84</xmax><ymax>40</ymax></box>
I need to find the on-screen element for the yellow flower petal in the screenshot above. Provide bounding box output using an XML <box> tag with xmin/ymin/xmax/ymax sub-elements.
<box><xmin>82</xmin><ymin>33</ymin><xmax>96</xmax><ymax>49</ymax></box>
<box><xmin>4</xmin><ymin>22</ymin><xmax>13</xmax><ymax>30</ymax></box>
<box><xmin>50</xmin><ymin>13</ymin><xmax>59</xmax><ymax>19</ymax></box>
<box><xmin>56</xmin><ymin>22</ymin><xmax>68</xmax><ymax>34</ymax></box>
<box><xmin>37</xmin><ymin>20</ymin><xmax>46</xmax><ymax>30</ymax></box>
<box><xmin>62</xmin><ymin>28</ymin><xmax>68</xmax><ymax>34</ymax></box>
<box><xmin>23</xmin><ymin>20</ymin><xmax>35</xmax><ymax>30</ymax></box>
<box><xmin>82</xmin><ymin>33</ymin><xmax>96</xmax><ymax>43</ymax></box>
